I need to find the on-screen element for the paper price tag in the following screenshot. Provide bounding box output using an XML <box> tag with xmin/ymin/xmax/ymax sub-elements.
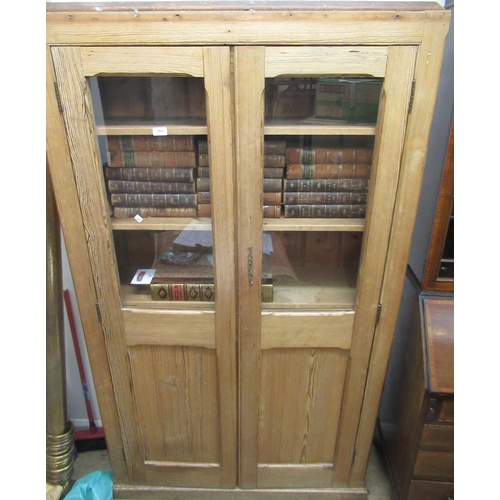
<box><xmin>131</xmin><ymin>269</ymin><xmax>156</xmax><ymax>285</ymax></box>
<box><xmin>134</xmin><ymin>214</ymin><xmax>143</xmax><ymax>223</ymax></box>
<box><xmin>152</xmin><ymin>126</ymin><xmax>168</xmax><ymax>136</ymax></box>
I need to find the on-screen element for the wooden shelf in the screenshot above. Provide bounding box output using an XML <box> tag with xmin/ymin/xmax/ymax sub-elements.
<box><xmin>111</xmin><ymin>216</ymin><xmax>365</xmax><ymax>232</ymax></box>
<box><xmin>265</xmin><ymin>266</ymin><xmax>358</xmax><ymax>310</ymax></box>
<box><xmin>96</xmin><ymin>118</ymin><xmax>208</xmax><ymax>136</ymax></box>
<box><xmin>263</xmin><ymin>218</ymin><xmax>365</xmax><ymax>232</ymax></box>
<box><xmin>111</xmin><ymin>217</ymin><xmax>212</xmax><ymax>231</ymax></box>
<box><xmin>265</xmin><ymin>118</ymin><xmax>376</xmax><ymax>136</ymax></box>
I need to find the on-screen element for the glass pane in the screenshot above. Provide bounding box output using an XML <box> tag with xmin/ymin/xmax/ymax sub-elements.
<box><xmin>263</xmin><ymin>76</ymin><xmax>382</xmax><ymax>310</ymax></box>
<box><xmin>89</xmin><ymin>75</ymin><xmax>214</xmax><ymax>308</ymax></box>
<box><xmin>114</xmin><ymin>227</ymin><xmax>216</xmax><ymax>308</ymax></box>
<box><xmin>263</xmin><ymin>230</ymin><xmax>361</xmax><ymax>309</ymax></box>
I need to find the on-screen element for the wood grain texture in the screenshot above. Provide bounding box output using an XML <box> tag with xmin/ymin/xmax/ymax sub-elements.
<box><xmin>261</xmin><ymin>312</ymin><xmax>354</xmax><ymax>350</ymax></box>
<box><xmin>258</xmin><ymin>349</ymin><xmax>348</xmax><ymax>466</ymax></box>
<box><xmin>235</xmin><ymin>46</ymin><xmax>266</xmax><ymax>489</ymax></box>
<box><xmin>81</xmin><ymin>47</ymin><xmax>204</xmax><ymax>77</ymax></box>
<box><xmin>123</xmin><ymin>308</ymin><xmax>216</xmax><ymax>348</ymax></box>
<box><xmin>203</xmin><ymin>46</ymin><xmax>238</xmax><ymax>488</ymax></box>
<box><xmin>50</xmin><ymin>46</ymin><xmax>145</xmax><ymax>483</ymax></box>
<box><xmin>265</xmin><ymin>47</ymin><xmax>387</xmax><ymax>78</ymax></box>
<box><xmin>114</xmin><ymin>484</ymin><xmax>367</xmax><ymax>499</ymax></box>
<box><xmin>350</xmin><ymin>10</ymin><xmax>450</xmax><ymax>486</ymax></box>
<box><xmin>333</xmin><ymin>44</ymin><xmax>418</xmax><ymax>486</ymax></box>
<box><xmin>129</xmin><ymin>345</ymin><xmax>220</xmax><ymax>465</ymax></box>
<box><xmin>46</xmin><ymin>9</ymin><xmax>427</xmax><ymax>46</ymax></box>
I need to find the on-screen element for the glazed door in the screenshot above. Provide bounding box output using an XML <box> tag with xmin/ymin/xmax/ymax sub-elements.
<box><xmin>235</xmin><ymin>46</ymin><xmax>417</xmax><ymax>488</ymax></box>
<box><xmin>50</xmin><ymin>46</ymin><xmax>237</xmax><ymax>488</ymax></box>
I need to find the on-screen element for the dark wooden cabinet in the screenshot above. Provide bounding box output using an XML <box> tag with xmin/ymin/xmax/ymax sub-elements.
<box><xmin>378</xmin><ymin>287</ymin><xmax>453</xmax><ymax>500</ymax></box>
<box><xmin>422</xmin><ymin>123</ymin><xmax>454</xmax><ymax>292</ymax></box>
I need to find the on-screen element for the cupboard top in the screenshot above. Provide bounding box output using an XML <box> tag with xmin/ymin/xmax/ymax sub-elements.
<box><xmin>46</xmin><ymin>2</ymin><xmax>449</xmax><ymax>46</ymax></box>
<box><xmin>46</xmin><ymin>1</ymin><xmax>444</xmax><ymax>11</ymax></box>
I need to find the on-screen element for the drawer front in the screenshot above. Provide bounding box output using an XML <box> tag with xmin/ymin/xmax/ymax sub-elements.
<box><xmin>439</xmin><ymin>400</ymin><xmax>454</xmax><ymax>422</ymax></box>
<box><xmin>421</xmin><ymin>424</ymin><xmax>454</xmax><ymax>450</ymax></box>
<box><xmin>414</xmin><ymin>450</ymin><xmax>453</xmax><ymax>481</ymax></box>
<box><xmin>408</xmin><ymin>479</ymin><xmax>454</xmax><ymax>500</ymax></box>
<box><xmin>426</xmin><ymin>396</ymin><xmax>454</xmax><ymax>424</ymax></box>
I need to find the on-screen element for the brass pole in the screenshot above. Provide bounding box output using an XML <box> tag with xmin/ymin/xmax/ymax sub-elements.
<box><xmin>46</xmin><ymin>162</ymin><xmax>74</xmax><ymax>491</ymax></box>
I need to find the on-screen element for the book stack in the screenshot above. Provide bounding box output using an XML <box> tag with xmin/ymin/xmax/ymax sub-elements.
<box><xmin>263</xmin><ymin>140</ymin><xmax>286</xmax><ymax>218</ymax></box>
<box><xmin>282</xmin><ymin>147</ymin><xmax>372</xmax><ymax>218</ymax></box>
<box><xmin>196</xmin><ymin>140</ymin><xmax>211</xmax><ymax>217</ymax></box>
<box><xmin>196</xmin><ymin>139</ymin><xmax>286</xmax><ymax>218</ymax></box>
<box><xmin>105</xmin><ymin>135</ymin><xmax>198</xmax><ymax>218</ymax></box>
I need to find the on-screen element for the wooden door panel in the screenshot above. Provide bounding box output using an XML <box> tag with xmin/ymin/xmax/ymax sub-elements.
<box><xmin>130</xmin><ymin>345</ymin><xmax>220</xmax><ymax>464</ymax></box>
<box><xmin>258</xmin><ymin>348</ymin><xmax>348</xmax><ymax>465</ymax></box>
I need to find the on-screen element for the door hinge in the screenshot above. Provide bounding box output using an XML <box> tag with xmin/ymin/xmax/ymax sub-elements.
<box><xmin>53</xmin><ymin>81</ymin><xmax>63</xmax><ymax>113</ymax></box>
<box><xmin>375</xmin><ymin>303</ymin><xmax>382</xmax><ymax>326</ymax></box>
<box><xmin>408</xmin><ymin>79</ymin><xmax>416</xmax><ymax>114</ymax></box>
<box><xmin>95</xmin><ymin>303</ymin><xmax>102</xmax><ymax>323</ymax></box>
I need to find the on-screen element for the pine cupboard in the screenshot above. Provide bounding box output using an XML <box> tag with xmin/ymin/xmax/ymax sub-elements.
<box><xmin>46</xmin><ymin>3</ymin><xmax>450</xmax><ymax>498</ymax></box>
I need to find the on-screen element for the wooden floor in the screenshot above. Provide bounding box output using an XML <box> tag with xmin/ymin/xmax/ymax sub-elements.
<box><xmin>68</xmin><ymin>441</ymin><xmax>393</xmax><ymax>499</ymax></box>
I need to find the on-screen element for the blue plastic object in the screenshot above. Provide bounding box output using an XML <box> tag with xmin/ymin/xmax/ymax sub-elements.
<box><xmin>65</xmin><ymin>471</ymin><xmax>113</xmax><ymax>500</ymax></box>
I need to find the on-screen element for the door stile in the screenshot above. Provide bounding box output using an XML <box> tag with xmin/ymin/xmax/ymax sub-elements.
<box><xmin>50</xmin><ymin>46</ymin><xmax>146</xmax><ymax>482</ymax></box>
<box><xmin>46</xmin><ymin>46</ymin><xmax>129</xmax><ymax>483</ymax></box>
<box><xmin>332</xmin><ymin>45</ymin><xmax>418</xmax><ymax>486</ymax></box>
<box><xmin>234</xmin><ymin>46</ymin><xmax>266</xmax><ymax>489</ymax></box>
<box><xmin>203</xmin><ymin>46</ymin><xmax>238</xmax><ymax>488</ymax></box>
<box><xmin>349</xmin><ymin>12</ymin><xmax>451</xmax><ymax>487</ymax></box>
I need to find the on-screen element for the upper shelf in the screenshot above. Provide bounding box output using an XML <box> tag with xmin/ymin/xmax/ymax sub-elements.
<box><xmin>96</xmin><ymin>118</ymin><xmax>376</xmax><ymax>137</ymax></box>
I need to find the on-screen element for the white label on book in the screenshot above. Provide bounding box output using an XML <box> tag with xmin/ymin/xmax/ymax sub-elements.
<box><xmin>131</xmin><ymin>269</ymin><xmax>156</xmax><ymax>285</ymax></box>
<box><xmin>134</xmin><ymin>214</ymin><xmax>143</xmax><ymax>223</ymax></box>
<box><xmin>152</xmin><ymin>126</ymin><xmax>168</xmax><ymax>136</ymax></box>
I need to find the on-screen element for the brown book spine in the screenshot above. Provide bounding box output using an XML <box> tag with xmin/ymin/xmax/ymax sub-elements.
<box><xmin>264</xmin><ymin>167</ymin><xmax>285</xmax><ymax>179</ymax></box>
<box><xmin>283</xmin><ymin>178</ymin><xmax>369</xmax><ymax>192</ymax></box>
<box><xmin>285</xmin><ymin>147</ymin><xmax>373</xmax><ymax>165</ymax></box>
<box><xmin>283</xmin><ymin>192</ymin><xmax>368</xmax><ymax>205</ymax></box>
<box><xmin>283</xmin><ymin>204</ymin><xmax>366</xmax><ymax>218</ymax></box>
<box><xmin>107</xmin><ymin>135</ymin><xmax>195</xmax><ymax>152</ymax></box>
<box><xmin>105</xmin><ymin>167</ymin><xmax>195</xmax><ymax>182</ymax></box>
<box><xmin>107</xmin><ymin>180</ymin><xmax>196</xmax><ymax>194</ymax></box>
<box><xmin>263</xmin><ymin>155</ymin><xmax>286</xmax><ymax>167</ymax></box>
<box><xmin>197</xmin><ymin>167</ymin><xmax>210</xmax><ymax>178</ymax></box>
<box><xmin>197</xmin><ymin>204</ymin><xmax>281</xmax><ymax>218</ymax></box>
<box><xmin>199</xmin><ymin>154</ymin><xmax>284</xmax><ymax>167</ymax></box>
<box><xmin>285</xmin><ymin>164</ymin><xmax>371</xmax><ymax>180</ymax></box>
<box><xmin>196</xmin><ymin>177</ymin><xmax>211</xmax><ymax>191</ymax></box>
<box><xmin>198</xmin><ymin>153</ymin><xmax>209</xmax><ymax>167</ymax></box>
<box><xmin>197</xmin><ymin>203</ymin><xmax>211</xmax><ymax>217</ymax></box>
<box><xmin>263</xmin><ymin>192</ymin><xmax>282</xmax><ymax>205</ymax></box>
<box><xmin>197</xmin><ymin>191</ymin><xmax>211</xmax><ymax>204</ymax></box>
<box><xmin>107</xmin><ymin>150</ymin><xmax>197</xmax><ymax>168</ymax></box>
<box><xmin>151</xmin><ymin>282</ymin><xmax>273</xmax><ymax>301</ymax></box>
<box><xmin>113</xmin><ymin>207</ymin><xmax>197</xmax><ymax>218</ymax></box>
<box><xmin>263</xmin><ymin>206</ymin><xmax>281</xmax><ymax>218</ymax></box>
<box><xmin>264</xmin><ymin>178</ymin><xmax>283</xmax><ymax>192</ymax></box>
<box><xmin>110</xmin><ymin>193</ymin><xmax>197</xmax><ymax>208</ymax></box>
<box><xmin>198</xmin><ymin>140</ymin><xmax>286</xmax><ymax>155</ymax></box>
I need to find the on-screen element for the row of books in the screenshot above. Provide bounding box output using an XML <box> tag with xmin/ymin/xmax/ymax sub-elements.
<box><xmin>106</xmin><ymin>135</ymin><xmax>200</xmax><ymax>218</ymax></box>
<box><xmin>104</xmin><ymin>135</ymin><xmax>373</xmax><ymax>219</ymax></box>
<box><xmin>280</xmin><ymin>146</ymin><xmax>372</xmax><ymax>218</ymax></box>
